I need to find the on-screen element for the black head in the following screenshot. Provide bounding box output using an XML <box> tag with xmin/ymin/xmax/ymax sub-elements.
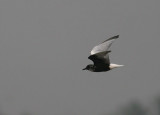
<box><xmin>82</xmin><ymin>64</ymin><xmax>94</xmax><ymax>71</ymax></box>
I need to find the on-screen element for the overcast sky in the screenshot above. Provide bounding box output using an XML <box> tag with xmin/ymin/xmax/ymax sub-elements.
<box><xmin>0</xmin><ymin>0</ymin><xmax>160</xmax><ymax>115</ymax></box>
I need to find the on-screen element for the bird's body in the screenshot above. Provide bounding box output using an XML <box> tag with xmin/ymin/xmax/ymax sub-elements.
<box><xmin>83</xmin><ymin>35</ymin><xmax>124</xmax><ymax>72</ymax></box>
<box><xmin>84</xmin><ymin>64</ymin><xmax>110</xmax><ymax>72</ymax></box>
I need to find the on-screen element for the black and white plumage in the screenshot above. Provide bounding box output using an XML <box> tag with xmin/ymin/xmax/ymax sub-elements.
<box><xmin>83</xmin><ymin>35</ymin><xmax>124</xmax><ymax>72</ymax></box>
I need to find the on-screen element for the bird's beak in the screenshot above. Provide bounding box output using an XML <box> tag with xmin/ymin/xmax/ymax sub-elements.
<box><xmin>82</xmin><ymin>68</ymin><xmax>86</xmax><ymax>70</ymax></box>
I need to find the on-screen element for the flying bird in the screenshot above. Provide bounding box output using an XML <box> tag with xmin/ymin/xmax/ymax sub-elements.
<box><xmin>83</xmin><ymin>35</ymin><xmax>124</xmax><ymax>72</ymax></box>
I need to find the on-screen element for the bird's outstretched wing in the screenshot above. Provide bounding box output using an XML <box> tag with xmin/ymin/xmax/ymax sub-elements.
<box><xmin>88</xmin><ymin>51</ymin><xmax>111</xmax><ymax>67</ymax></box>
<box><xmin>91</xmin><ymin>35</ymin><xmax>119</xmax><ymax>55</ymax></box>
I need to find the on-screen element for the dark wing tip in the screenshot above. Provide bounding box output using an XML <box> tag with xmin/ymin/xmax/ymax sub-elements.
<box><xmin>109</xmin><ymin>35</ymin><xmax>119</xmax><ymax>40</ymax></box>
<box><xmin>115</xmin><ymin>35</ymin><xmax>119</xmax><ymax>38</ymax></box>
<box><xmin>102</xmin><ymin>35</ymin><xmax>119</xmax><ymax>43</ymax></box>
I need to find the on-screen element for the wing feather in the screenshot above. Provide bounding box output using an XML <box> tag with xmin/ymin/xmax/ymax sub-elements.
<box><xmin>88</xmin><ymin>51</ymin><xmax>110</xmax><ymax>67</ymax></box>
<box><xmin>91</xmin><ymin>35</ymin><xmax>119</xmax><ymax>55</ymax></box>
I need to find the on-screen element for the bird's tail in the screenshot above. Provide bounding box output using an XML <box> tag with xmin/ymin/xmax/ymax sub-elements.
<box><xmin>109</xmin><ymin>63</ymin><xmax>124</xmax><ymax>69</ymax></box>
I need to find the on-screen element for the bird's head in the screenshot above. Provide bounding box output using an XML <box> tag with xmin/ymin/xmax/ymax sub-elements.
<box><xmin>82</xmin><ymin>64</ymin><xmax>94</xmax><ymax>71</ymax></box>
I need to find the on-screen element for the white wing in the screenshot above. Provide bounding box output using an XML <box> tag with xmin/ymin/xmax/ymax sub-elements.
<box><xmin>91</xmin><ymin>35</ymin><xmax>119</xmax><ymax>55</ymax></box>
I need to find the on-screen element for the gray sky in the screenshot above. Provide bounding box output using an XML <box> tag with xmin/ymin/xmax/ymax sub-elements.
<box><xmin>0</xmin><ymin>0</ymin><xmax>160</xmax><ymax>115</ymax></box>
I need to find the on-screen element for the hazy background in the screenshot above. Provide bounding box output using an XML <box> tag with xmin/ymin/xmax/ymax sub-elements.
<box><xmin>0</xmin><ymin>0</ymin><xmax>160</xmax><ymax>115</ymax></box>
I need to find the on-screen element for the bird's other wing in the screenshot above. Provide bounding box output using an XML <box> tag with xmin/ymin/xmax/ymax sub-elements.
<box><xmin>91</xmin><ymin>35</ymin><xmax>119</xmax><ymax>55</ymax></box>
<box><xmin>88</xmin><ymin>51</ymin><xmax>111</xmax><ymax>67</ymax></box>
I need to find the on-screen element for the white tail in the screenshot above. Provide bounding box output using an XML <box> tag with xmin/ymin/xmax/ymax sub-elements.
<box><xmin>109</xmin><ymin>63</ymin><xmax>124</xmax><ymax>69</ymax></box>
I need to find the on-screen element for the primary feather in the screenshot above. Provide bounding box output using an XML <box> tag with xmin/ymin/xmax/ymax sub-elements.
<box><xmin>91</xmin><ymin>35</ymin><xmax>119</xmax><ymax>55</ymax></box>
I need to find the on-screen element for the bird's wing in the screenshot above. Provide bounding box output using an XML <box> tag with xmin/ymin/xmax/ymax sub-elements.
<box><xmin>91</xmin><ymin>35</ymin><xmax>119</xmax><ymax>55</ymax></box>
<box><xmin>88</xmin><ymin>51</ymin><xmax>110</xmax><ymax>67</ymax></box>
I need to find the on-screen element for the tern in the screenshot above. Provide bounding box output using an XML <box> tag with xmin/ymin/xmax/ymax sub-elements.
<box><xmin>83</xmin><ymin>35</ymin><xmax>124</xmax><ymax>72</ymax></box>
